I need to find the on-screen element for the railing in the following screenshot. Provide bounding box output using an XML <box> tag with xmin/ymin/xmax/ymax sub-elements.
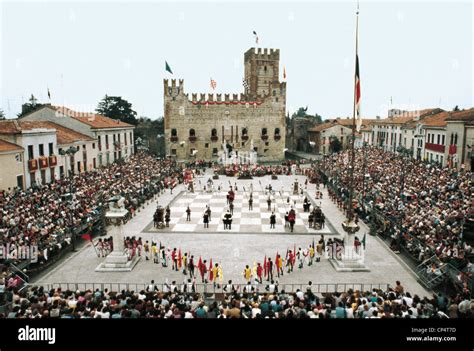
<box><xmin>415</xmin><ymin>255</ymin><xmax>448</xmax><ymax>289</ymax></box>
<box><xmin>27</xmin><ymin>282</ymin><xmax>391</xmax><ymax>295</ymax></box>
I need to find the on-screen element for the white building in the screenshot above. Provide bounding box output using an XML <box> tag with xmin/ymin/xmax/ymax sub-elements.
<box><xmin>20</xmin><ymin>104</ymin><xmax>135</xmax><ymax>166</ymax></box>
<box><xmin>0</xmin><ymin>120</ymin><xmax>58</xmax><ymax>188</ymax></box>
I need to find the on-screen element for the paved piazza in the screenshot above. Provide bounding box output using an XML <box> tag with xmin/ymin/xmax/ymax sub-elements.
<box><xmin>144</xmin><ymin>188</ymin><xmax>335</xmax><ymax>235</ymax></box>
<box><xmin>33</xmin><ymin>171</ymin><xmax>430</xmax><ymax>296</ymax></box>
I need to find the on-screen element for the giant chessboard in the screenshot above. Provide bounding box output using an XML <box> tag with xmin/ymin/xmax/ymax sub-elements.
<box><xmin>145</xmin><ymin>190</ymin><xmax>335</xmax><ymax>235</ymax></box>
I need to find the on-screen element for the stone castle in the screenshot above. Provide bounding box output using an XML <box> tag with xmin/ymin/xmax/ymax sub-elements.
<box><xmin>164</xmin><ymin>47</ymin><xmax>286</xmax><ymax>162</ymax></box>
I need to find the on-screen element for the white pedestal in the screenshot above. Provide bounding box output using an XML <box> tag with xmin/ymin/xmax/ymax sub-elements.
<box><xmin>95</xmin><ymin>208</ymin><xmax>140</xmax><ymax>272</ymax></box>
<box><xmin>329</xmin><ymin>247</ymin><xmax>370</xmax><ymax>272</ymax></box>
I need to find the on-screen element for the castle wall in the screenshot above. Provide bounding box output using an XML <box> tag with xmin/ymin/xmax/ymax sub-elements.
<box><xmin>164</xmin><ymin>48</ymin><xmax>286</xmax><ymax>162</ymax></box>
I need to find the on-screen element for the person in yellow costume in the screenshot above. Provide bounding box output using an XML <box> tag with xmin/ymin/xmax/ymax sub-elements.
<box><xmin>218</xmin><ymin>265</ymin><xmax>224</xmax><ymax>287</ymax></box>
<box><xmin>308</xmin><ymin>244</ymin><xmax>315</xmax><ymax>266</ymax></box>
<box><xmin>243</xmin><ymin>265</ymin><xmax>252</xmax><ymax>283</ymax></box>
<box><xmin>212</xmin><ymin>263</ymin><xmax>220</xmax><ymax>288</ymax></box>
<box><xmin>151</xmin><ymin>242</ymin><xmax>158</xmax><ymax>264</ymax></box>
<box><xmin>276</xmin><ymin>254</ymin><xmax>284</xmax><ymax>277</ymax></box>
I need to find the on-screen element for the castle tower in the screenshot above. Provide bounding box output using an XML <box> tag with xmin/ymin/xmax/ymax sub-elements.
<box><xmin>244</xmin><ymin>48</ymin><xmax>280</xmax><ymax>98</ymax></box>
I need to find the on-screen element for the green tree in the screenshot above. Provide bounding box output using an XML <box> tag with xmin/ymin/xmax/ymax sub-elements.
<box><xmin>0</xmin><ymin>109</ymin><xmax>5</xmax><ymax>120</ymax></box>
<box><xmin>96</xmin><ymin>95</ymin><xmax>138</xmax><ymax>125</ymax></box>
<box><xmin>134</xmin><ymin>116</ymin><xmax>165</xmax><ymax>156</ymax></box>
<box><xmin>329</xmin><ymin>136</ymin><xmax>342</xmax><ymax>154</ymax></box>
<box><xmin>17</xmin><ymin>94</ymin><xmax>45</xmax><ymax>118</ymax></box>
<box><xmin>291</xmin><ymin>106</ymin><xmax>323</xmax><ymax>124</ymax></box>
<box><xmin>453</xmin><ymin>105</ymin><xmax>460</xmax><ymax>111</ymax></box>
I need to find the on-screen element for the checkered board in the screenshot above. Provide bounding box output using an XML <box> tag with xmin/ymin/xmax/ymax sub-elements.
<box><xmin>146</xmin><ymin>190</ymin><xmax>333</xmax><ymax>234</ymax></box>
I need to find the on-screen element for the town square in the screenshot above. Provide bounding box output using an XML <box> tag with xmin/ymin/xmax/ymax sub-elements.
<box><xmin>0</xmin><ymin>1</ymin><xmax>472</xmax><ymax>346</ymax></box>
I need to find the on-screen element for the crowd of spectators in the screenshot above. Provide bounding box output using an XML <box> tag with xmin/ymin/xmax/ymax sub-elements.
<box><xmin>1</xmin><ymin>281</ymin><xmax>472</xmax><ymax>318</ymax></box>
<box><xmin>0</xmin><ymin>152</ymin><xmax>184</xmax><ymax>273</ymax></box>
<box><xmin>319</xmin><ymin>147</ymin><xmax>473</xmax><ymax>289</ymax></box>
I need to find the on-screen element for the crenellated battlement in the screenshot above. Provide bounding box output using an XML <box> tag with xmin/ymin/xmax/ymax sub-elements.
<box><xmin>187</xmin><ymin>92</ymin><xmax>262</xmax><ymax>104</ymax></box>
<box><xmin>244</xmin><ymin>47</ymin><xmax>280</xmax><ymax>61</ymax></box>
<box><xmin>163</xmin><ymin>79</ymin><xmax>185</xmax><ymax>96</ymax></box>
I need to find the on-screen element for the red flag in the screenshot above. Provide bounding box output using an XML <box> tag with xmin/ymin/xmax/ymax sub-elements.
<box><xmin>81</xmin><ymin>233</ymin><xmax>92</xmax><ymax>241</ymax></box>
<box><xmin>209</xmin><ymin>258</ymin><xmax>213</xmax><ymax>281</ymax></box>
<box><xmin>198</xmin><ymin>256</ymin><xmax>203</xmax><ymax>272</ymax></box>
<box><xmin>178</xmin><ymin>249</ymin><xmax>182</xmax><ymax>269</ymax></box>
<box><xmin>354</xmin><ymin>9</ymin><xmax>362</xmax><ymax>132</ymax></box>
<box><xmin>263</xmin><ymin>255</ymin><xmax>268</xmax><ymax>277</ymax></box>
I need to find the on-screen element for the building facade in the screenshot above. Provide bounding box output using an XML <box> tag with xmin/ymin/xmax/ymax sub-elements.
<box><xmin>0</xmin><ymin>120</ymin><xmax>58</xmax><ymax>188</ymax></box>
<box><xmin>0</xmin><ymin>139</ymin><xmax>25</xmax><ymax>191</ymax></box>
<box><xmin>445</xmin><ymin>108</ymin><xmax>474</xmax><ymax>170</ymax></box>
<box><xmin>20</xmin><ymin>105</ymin><xmax>135</xmax><ymax>167</ymax></box>
<box><xmin>164</xmin><ymin>48</ymin><xmax>286</xmax><ymax>162</ymax></box>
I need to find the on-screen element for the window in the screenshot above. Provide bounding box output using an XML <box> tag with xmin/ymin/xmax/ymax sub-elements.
<box><xmin>92</xmin><ymin>143</ymin><xmax>96</xmax><ymax>149</ymax></box>
<box><xmin>441</xmin><ymin>135</ymin><xmax>445</xmax><ymax>145</ymax></box>
<box><xmin>341</xmin><ymin>128</ymin><xmax>344</xmax><ymax>135</ymax></box>
<box><xmin>39</xmin><ymin>144</ymin><xmax>44</xmax><ymax>156</ymax></box>
<box><xmin>106</xmin><ymin>135</ymin><xmax>109</xmax><ymax>149</ymax></box>
<box><xmin>124</xmin><ymin>133</ymin><xmax>127</xmax><ymax>146</ymax></box>
<box><xmin>242</xmin><ymin>128</ymin><xmax>248</xmax><ymax>136</ymax></box>
<box><xmin>189</xmin><ymin>129</ymin><xmax>196</xmax><ymax>137</ymax></box>
<box><xmin>48</xmin><ymin>143</ymin><xmax>54</xmax><ymax>155</ymax></box>
<box><xmin>28</xmin><ymin>145</ymin><xmax>34</xmax><ymax>160</ymax></box>
<box><xmin>212</xmin><ymin>148</ymin><xmax>218</xmax><ymax>156</ymax></box>
<box><xmin>437</xmin><ymin>134</ymin><xmax>440</xmax><ymax>145</ymax></box>
<box><xmin>171</xmin><ymin>129</ymin><xmax>177</xmax><ymax>137</ymax></box>
<box><xmin>261</xmin><ymin>128</ymin><xmax>267</xmax><ymax>135</ymax></box>
<box><xmin>171</xmin><ymin>149</ymin><xmax>177</xmax><ymax>155</ymax></box>
<box><xmin>205</xmin><ymin>143</ymin><xmax>209</xmax><ymax>148</ymax></box>
<box><xmin>274</xmin><ymin>128</ymin><xmax>280</xmax><ymax>136</ymax></box>
<box><xmin>98</xmin><ymin>136</ymin><xmax>102</xmax><ymax>151</ymax></box>
<box><xmin>211</xmin><ymin>128</ymin><xmax>217</xmax><ymax>137</ymax></box>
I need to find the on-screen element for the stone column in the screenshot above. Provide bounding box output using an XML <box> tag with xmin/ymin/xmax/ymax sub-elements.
<box><xmin>95</xmin><ymin>203</ymin><xmax>140</xmax><ymax>272</ymax></box>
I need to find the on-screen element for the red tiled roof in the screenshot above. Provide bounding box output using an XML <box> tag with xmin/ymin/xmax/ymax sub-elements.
<box><xmin>0</xmin><ymin>120</ymin><xmax>21</xmax><ymax>134</ymax></box>
<box><xmin>53</xmin><ymin>106</ymin><xmax>134</xmax><ymax>129</ymax></box>
<box><xmin>0</xmin><ymin>139</ymin><xmax>23</xmax><ymax>152</ymax></box>
<box><xmin>420</xmin><ymin>111</ymin><xmax>451</xmax><ymax>128</ymax></box>
<box><xmin>373</xmin><ymin>108</ymin><xmax>442</xmax><ymax>125</ymax></box>
<box><xmin>307</xmin><ymin>122</ymin><xmax>336</xmax><ymax>132</ymax></box>
<box><xmin>445</xmin><ymin>108</ymin><xmax>474</xmax><ymax>122</ymax></box>
<box><xmin>0</xmin><ymin>120</ymin><xmax>94</xmax><ymax>144</ymax></box>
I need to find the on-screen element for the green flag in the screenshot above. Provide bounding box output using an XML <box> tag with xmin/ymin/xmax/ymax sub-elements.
<box><xmin>165</xmin><ymin>61</ymin><xmax>173</xmax><ymax>74</ymax></box>
<box><xmin>362</xmin><ymin>233</ymin><xmax>366</xmax><ymax>249</ymax></box>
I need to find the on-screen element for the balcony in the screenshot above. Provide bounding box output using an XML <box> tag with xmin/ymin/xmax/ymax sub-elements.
<box><xmin>425</xmin><ymin>143</ymin><xmax>445</xmax><ymax>153</ymax></box>
<box><xmin>261</xmin><ymin>135</ymin><xmax>269</xmax><ymax>141</ymax></box>
<box><xmin>28</xmin><ymin>159</ymin><xmax>38</xmax><ymax>171</ymax></box>
<box><xmin>274</xmin><ymin>134</ymin><xmax>281</xmax><ymax>141</ymax></box>
<box><xmin>210</xmin><ymin>135</ymin><xmax>219</xmax><ymax>142</ymax></box>
<box><xmin>49</xmin><ymin>155</ymin><xmax>58</xmax><ymax>167</ymax></box>
<box><xmin>189</xmin><ymin>136</ymin><xmax>197</xmax><ymax>143</ymax></box>
<box><xmin>39</xmin><ymin>156</ymin><xmax>49</xmax><ymax>169</ymax></box>
<box><xmin>241</xmin><ymin>135</ymin><xmax>249</xmax><ymax>141</ymax></box>
<box><xmin>170</xmin><ymin>136</ymin><xmax>178</xmax><ymax>143</ymax></box>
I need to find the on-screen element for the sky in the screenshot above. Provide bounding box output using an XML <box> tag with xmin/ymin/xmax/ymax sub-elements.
<box><xmin>0</xmin><ymin>0</ymin><xmax>472</xmax><ymax>120</ymax></box>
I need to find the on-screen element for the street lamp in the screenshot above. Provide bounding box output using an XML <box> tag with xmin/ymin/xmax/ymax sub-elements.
<box><xmin>59</xmin><ymin>145</ymin><xmax>79</xmax><ymax>251</ymax></box>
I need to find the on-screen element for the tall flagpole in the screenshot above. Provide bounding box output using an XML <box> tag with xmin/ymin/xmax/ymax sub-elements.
<box><xmin>341</xmin><ymin>2</ymin><xmax>361</xmax><ymax>245</ymax></box>
<box><xmin>348</xmin><ymin>3</ymin><xmax>359</xmax><ymax>222</ymax></box>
